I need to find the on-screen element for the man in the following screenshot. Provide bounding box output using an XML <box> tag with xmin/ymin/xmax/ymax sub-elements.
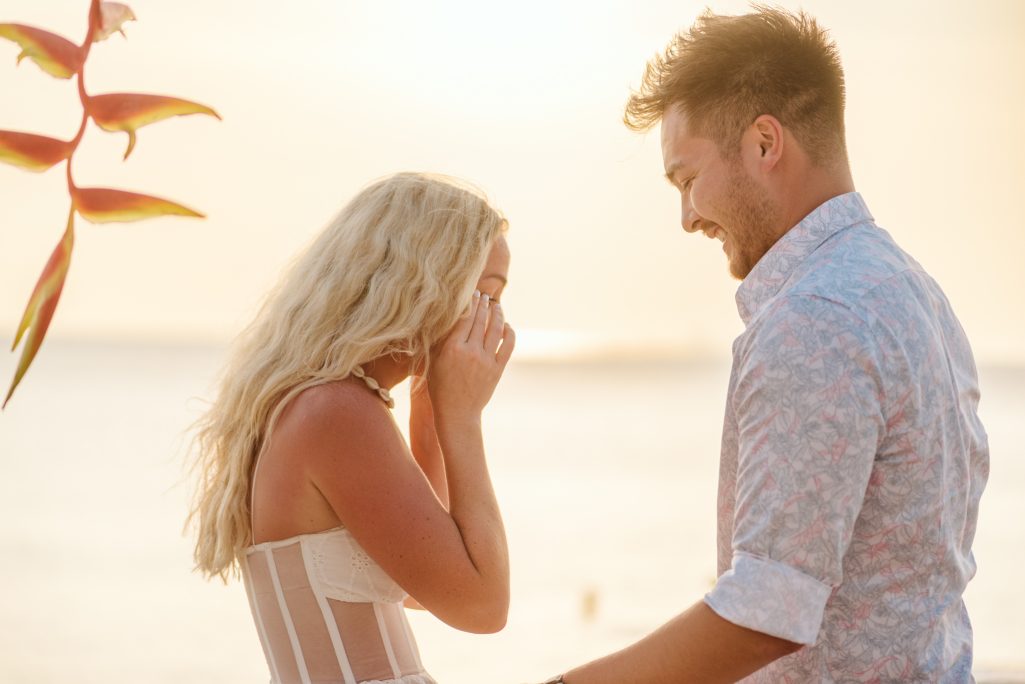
<box><xmin>541</xmin><ymin>7</ymin><xmax>988</xmax><ymax>683</ymax></box>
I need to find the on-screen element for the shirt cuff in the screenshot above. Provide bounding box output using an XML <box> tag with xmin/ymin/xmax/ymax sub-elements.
<box><xmin>704</xmin><ymin>551</ymin><xmax>832</xmax><ymax>646</ymax></box>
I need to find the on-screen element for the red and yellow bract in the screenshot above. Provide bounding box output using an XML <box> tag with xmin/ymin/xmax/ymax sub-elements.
<box><xmin>73</xmin><ymin>186</ymin><xmax>204</xmax><ymax>223</ymax></box>
<box><xmin>87</xmin><ymin>94</ymin><xmax>220</xmax><ymax>160</ymax></box>
<box><xmin>0</xmin><ymin>130</ymin><xmax>74</xmax><ymax>172</ymax></box>
<box><xmin>0</xmin><ymin>23</ymin><xmax>84</xmax><ymax>79</ymax></box>
<box><xmin>93</xmin><ymin>2</ymin><xmax>135</xmax><ymax>42</ymax></box>
<box><xmin>4</xmin><ymin>213</ymin><xmax>75</xmax><ymax>409</ymax></box>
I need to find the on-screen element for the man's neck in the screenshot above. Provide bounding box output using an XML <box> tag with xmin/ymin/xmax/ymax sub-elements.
<box><xmin>779</xmin><ymin>163</ymin><xmax>855</xmax><ymax>233</ymax></box>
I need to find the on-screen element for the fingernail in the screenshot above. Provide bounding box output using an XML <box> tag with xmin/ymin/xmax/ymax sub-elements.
<box><xmin>473</xmin><ymin>289</ymin><xmax>481</xmax><ymax>298</ymax></box>
<box><xmin>482</xmin><ymin>293</ymin><xmax>491</xmax><ymax>306</ymax></box>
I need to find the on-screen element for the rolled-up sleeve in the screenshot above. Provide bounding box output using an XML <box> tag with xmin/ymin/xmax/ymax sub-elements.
<box><xmin>705</xmin><ymin>294</ymin><xmax>885</xmax><ymax>645</ymax></box>
<box><xmin>706</xmin><ymin>552</ymin><xmax>832</xmax><ymax>644</ymax></box>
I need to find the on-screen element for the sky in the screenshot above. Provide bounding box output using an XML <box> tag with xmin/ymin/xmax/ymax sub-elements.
<box><xmin>1</xmin><ymin>0</ymin><xmax>1023</xmax><ymax>364</ymax></box>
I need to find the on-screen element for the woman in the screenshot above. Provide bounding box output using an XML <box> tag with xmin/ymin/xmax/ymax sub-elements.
<box><xmin>188</xmin><ymin>172</ymin><xmax>514</xmax><ymax>684</ymax></box>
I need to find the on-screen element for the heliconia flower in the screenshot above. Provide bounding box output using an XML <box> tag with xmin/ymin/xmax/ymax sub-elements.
<box><xmin>0</xmin><ymin>23</ymin><xmax>84</xmax><ymax>79</ymax></box>
<box><xmin>4</xmin><ymin>213</ymin><xmax>75</xmax><ymax>409</ymax></box>
<box><xmin>72</xmin><ymin>185</ymin><xmax>204</xmax><ymax>223</ymax></box>
<box><xmin>86</xmin><ymin>93</ymin><xmax>221</xmax><ymax>160</ymax></box>
<box><xmin>92</xmin><ymin>2</ymin><xmax>136</xmax><ymax>42</ymax></box>
<box><xmin>0</xmin><ymin>130</ymin><xmax>74</xmax><ymax>172</ymax></box>
<box><xmin>2</xmin><ymin>0</ymin><xmax>217</xmax><ymax>407</ymax></box>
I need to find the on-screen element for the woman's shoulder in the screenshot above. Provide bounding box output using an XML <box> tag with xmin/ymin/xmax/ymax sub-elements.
<box><xmin>274</xmin><ymin>380</ymin><xmax>399</xmax><ymax>462</ymax></box>
<box><xmin>284</xmin><ymin>379</ymin><xmax>379</xmax><ymax>422</ymax></box>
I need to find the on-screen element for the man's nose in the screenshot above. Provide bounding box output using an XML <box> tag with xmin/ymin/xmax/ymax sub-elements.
<box><xmin>681</xmin><ymin>197</ymin><xmax>701</xmax><ymax>233</ymax></box>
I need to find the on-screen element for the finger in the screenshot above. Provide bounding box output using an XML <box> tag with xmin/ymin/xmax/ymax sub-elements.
<box><xmin>496</xmin><ymin>323</ymin><xmax>516</xmax><ymax>368</ymax></box>
<box><xmin>467</xmin><ymin>292</ymin><xmax>490</xmax><ymax>343</ymax></box>
<box><xmin>483</xmin><ymin>301</ymin><xmax>505</xmax><ymax>354</ymax></box>
<box><xmin>449</xmin><ymin>290</ymin><xmax>481</xmax><ymax>344</ymax></box>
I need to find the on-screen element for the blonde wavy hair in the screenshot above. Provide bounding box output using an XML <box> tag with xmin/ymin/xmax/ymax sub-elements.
<box><xmin>187</xmin><ymin>172</ymin><xmax>507</xmax><ymax>581</ymax></box>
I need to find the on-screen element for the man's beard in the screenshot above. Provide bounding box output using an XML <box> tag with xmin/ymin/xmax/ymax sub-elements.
<box><xmin>723</xmin><ymin>164</ymin><xmax>783</xmax><ymax>280</ymax></box>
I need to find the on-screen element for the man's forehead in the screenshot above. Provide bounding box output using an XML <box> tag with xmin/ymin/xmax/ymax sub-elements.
<box><xmin>662</xmin><ymin>108</ymin><xmax>708</xmax><ymax>172</ymax></box>
<box><xmin>662</xmin><ymin>122</ymin><xmax>694</xmax><ymax>172</ymax></box>
<box><xmin>662</xmin><ymin>104</ymin><xmax>693</xmax><ymax>136</ymax></box>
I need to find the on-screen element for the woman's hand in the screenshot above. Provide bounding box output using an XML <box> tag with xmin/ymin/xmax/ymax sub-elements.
<box><xmin>428</xmin><ymin>290</ymin><xmax>515</xmax><ymax>420</ymax></box>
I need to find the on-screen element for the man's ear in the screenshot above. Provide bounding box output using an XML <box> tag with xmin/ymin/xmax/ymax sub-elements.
<box><xmin>749</xmin><ymin>114</ymin><xmax>784</xmax><ymax>168</ymax></box>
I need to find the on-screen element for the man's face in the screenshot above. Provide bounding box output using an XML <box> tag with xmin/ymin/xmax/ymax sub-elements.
<box><xmin>660</xmin><ymin>106</ymin><xmax>782</xmax><ymax>280</ymax></box>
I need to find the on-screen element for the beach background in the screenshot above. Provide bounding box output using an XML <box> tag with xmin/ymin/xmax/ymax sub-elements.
<box><xmin>0</xmin><ymin>345</ymin><xmax>1023</xmax><ymax>682</ymax></box>
<box><xmin>1</xmin><ymin>0</ymin><xmax>1023</xmax><ymax>682</ymax></box>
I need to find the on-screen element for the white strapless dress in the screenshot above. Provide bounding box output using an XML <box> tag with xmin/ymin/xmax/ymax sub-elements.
<box><xmin>242</xmin><ymin>526</ymin><xmax>436</xmax><ymax>684</ymax></box>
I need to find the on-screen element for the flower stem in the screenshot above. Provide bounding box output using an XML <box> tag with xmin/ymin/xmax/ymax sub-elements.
<box><xmin>66</xmin><ymin>0</ymin><xmax>99</xmax><ymax>195</ymax></box>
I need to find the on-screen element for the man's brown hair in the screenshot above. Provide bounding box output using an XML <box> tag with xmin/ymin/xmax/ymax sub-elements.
<box><xmin>625</xmin><ymin>5</ymin><xmax>847</xmax><ymax>166</ymax></box>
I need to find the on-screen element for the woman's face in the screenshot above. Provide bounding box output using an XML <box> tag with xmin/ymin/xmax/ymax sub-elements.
<box><xmin>476</xmin><ymin>235</ymin><xmax>510</xmax><ymax>302</ymax></box>
<box><xmin>419</xmin><ymin>235</ymin><xmax>510</xmax><ymax>373</ymax></box>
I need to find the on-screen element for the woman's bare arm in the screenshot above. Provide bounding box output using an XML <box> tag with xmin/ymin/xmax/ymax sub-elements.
<box><xmin>408</xmin><ymin>377</ymin><xmax>449</xmax><ymax>508</ymax></box>
<box><xmin>298</xmin><ymin>292</ymin><xmax>514</xmax><ymax>633</ymax></box>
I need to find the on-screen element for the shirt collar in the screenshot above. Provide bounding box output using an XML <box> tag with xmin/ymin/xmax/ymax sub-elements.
<box><xmin>735</xmin><ymin>191</ymin><xmax>873</xmax><ymax>324</ymax></box>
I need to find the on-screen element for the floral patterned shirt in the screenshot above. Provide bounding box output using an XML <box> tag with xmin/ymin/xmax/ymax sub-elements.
<box><xmin>704</xmin><ymin>192</ymin><xmax>989</xmax><ymax>682</ymax></box>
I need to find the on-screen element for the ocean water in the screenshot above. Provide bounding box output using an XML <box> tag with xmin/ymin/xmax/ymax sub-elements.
<box><xmin>0</xmin><ymin>341</ymin><xmax>1022</xmax><ymax>683</ymax></box>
